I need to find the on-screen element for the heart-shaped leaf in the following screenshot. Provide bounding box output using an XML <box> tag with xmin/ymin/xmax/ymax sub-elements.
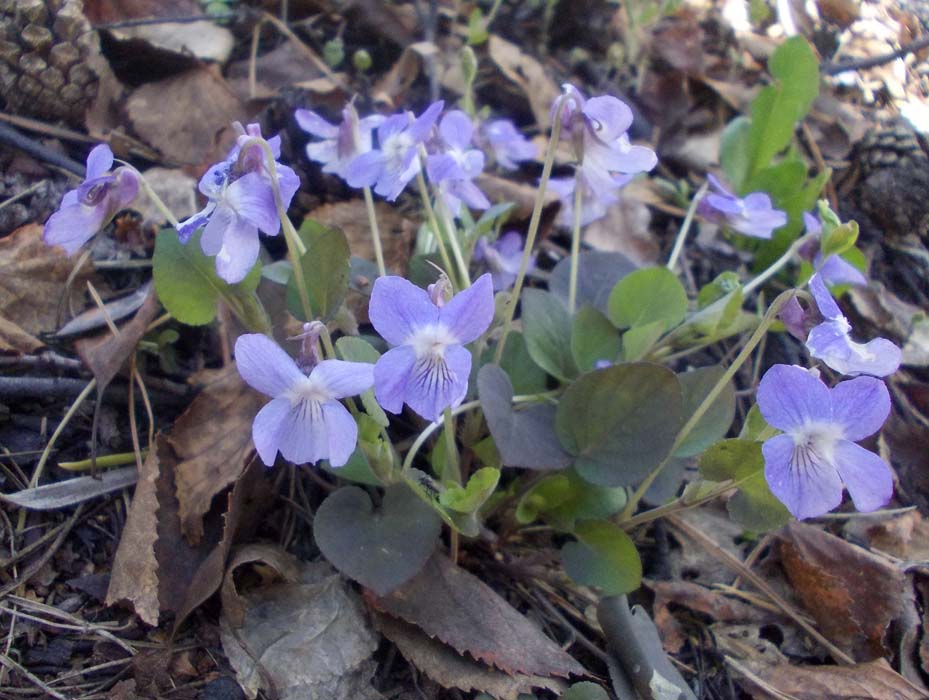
<box><xmin>674</xmin><ymin>365</ymin><xmax>735</xmax><ymax>458</ymax></box>
<box><xmin>561</xmin><ymin>520</ymin><xmax>642</xmax><ymax>595</ymax></box>
<box><xmin>314</xmin><ymin>485</ymin><xmax>441</xmax><ymax>595</ymax></box>
<box><xmin>521</xmin><ymin>288</ymin><xmax>577</xmax><ymax>381</ymax></box>
<box><xmin>550</xmin><ymin>251</ymin><xmax>636</xmax><ymax>314</ymax></box>
<box><xmin>556</xmin><ymin>363</ymin><xmax>683</xmax><ymax>487</ymax></box>
<box><xmin>288</xmin><ymin>219</ymin><xmax>351</xmax><ymax>322</ymax></box>
<box><xmin>607</xmin><ymin>266</ymin><xmax>688</xmax><ymax>332</ymax></box>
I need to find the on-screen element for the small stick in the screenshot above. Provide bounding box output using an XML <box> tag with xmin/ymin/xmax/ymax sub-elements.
<box><xmin>823</xmin><ymin>35</ymin><xmax>929</xmax><ymax>75</ymax></box>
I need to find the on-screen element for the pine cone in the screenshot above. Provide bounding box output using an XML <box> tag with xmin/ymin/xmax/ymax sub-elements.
<box><xmin>0</xmin><ymin>0</ymin><xmax>101</xmax><ymax>124</ymax></box>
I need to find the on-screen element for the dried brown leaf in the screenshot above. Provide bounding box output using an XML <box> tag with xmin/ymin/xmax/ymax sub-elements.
<box><xmin>487</xmin><ymin>35</ymin><xmax>560</xmax><ymax>130</ymax></box>
<box><xmin>126</xmin><ymin>66</ymin><xmax>246</xmax><ymax>167</ymax></box>
<box><xmin>169</xmin><ymin>368</ymin><xmax>264</xmax><ymax>544</ymax></box>
<box><xmin>777</xmin><ymin>521</ymin><xmax>906</xmax><ymax>661</ymax></box>
<box><xmin>374</xmin><ymin>612</ymin><xmax>566</xmax><ymax>700</ymax></box>
<box><xmin>366</xmin><ymin>554</ymin><xmax>587</xmax><ymax>678</ymax></box>
<box><xmin>219</xmin><ymin>542</ymin><xmax>302</xmax><ymax>628</ymax></box>
<box><xmin>736</xmin><ymin>658</ymin><xmax>925</xmax><ymax>700</ymax></box>
<box><xmin>227</xmin><ymin>41</ymin><xmax>326</xmax><ymax>101</ymax></box>
<box><xmin>0</xmin><ymin>224</ymin><xmax>93</xmax><ymax>353</ymax></box>
<box><xmin>583</xmin><ymin>193</ymin><xmax>658</xmax><ymax>266</ymax></box>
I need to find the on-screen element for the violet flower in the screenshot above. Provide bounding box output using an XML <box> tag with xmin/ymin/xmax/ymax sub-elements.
<box><xmin>295</xmin><ymin>102</ymin><xmax>383</xmax><ymax>181</ymax></box>
<box><xmin>426</xmin><ymin>110</ymin><xmax>490</xmax><ymax>216</ymax></box>
<box><xmin>235</xmin><ymin>333</ymin><xmax>374</xmax><ymax>467</ymax></box>
<box><xmin>806</xmin><ymin>274</ymin><xmax>901</xmax><ymax>377</ymax></box>
<box><xmin>699</xmin><ymin>174</ymin><xmax>787</xmax><ymax>239</ymax></box>
<box><xmin>801</xmin><ymin>211</ymin><xmax>867</xmax><ymax>287</ymax></box>
<box><xmin>345</xmin><ymin>101</ymin><xmax>444</xmax><ymax>201</ymax></box>
<box><xmin>43</xmin><ymin>144</ymin><xmax>140</xmax><ymax>255</ymax></box>
<box><xmin>481</xmin><ymin>118</ymin><xmax>536</xmax><ymax>170</ymax></box>
<box><xmin>758</xmin><ymin>363</ymin><xmax>893</xmax><ymax>520</ymax></box>
<box><xmin>369</xmin><ymin>273</ymin><xmax>494</xmax><ymax>422</ymax></box>
<box><xmin>473</xmin><ymin>231</ymin><xmax>532</xmax><ymax>291</ymax></box>
<box><xmin>548</xmin><ymin>171</ymin><xmax>621</xmax><ymax>227</ymax></box>
<box><xmin>177</xmin><ymin>123</ymin><xmax>300</xmax><ymax>284</ymax></box>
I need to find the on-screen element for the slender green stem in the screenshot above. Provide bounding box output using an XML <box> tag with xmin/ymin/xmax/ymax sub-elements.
<box><xmin>619</xmin><ymin>473</ymin><xmax>756</xmax><ymax>530</ymax></box>
<box><xmin>415</xmin><ymin>170</ymin><xmax>457</xmax><ymax>288</ymax></box>
<box><xmin>568</xmin><ymin>169</ymin><xmax>584</xmax><ymax>314</ymax></box>
<box><xmin>442</xmin><ymin>407</ymin><xmax>461</xmax><ymax>484</ymax></box>
<box><xmin>362</xmin><ymin>186</ymin><xmax>387</xmax><ymax>277</ymax></box>
<box><xmin>742</xmin><ymin>234</ymin><xmax>813</xmax><ymax>297</ymax></box>
<box><xmin>619</xmin><ymin>289</ymin><xmax>795</xmax><ymax>520</ymax></box>
<box><xmin>436</xmin><ymin>196</ymin><xmax>472</xmax><ymax>288</ymax></box>
<box><xmin>666</xmin><ymin>181</ymin><xmax>708</xmax><ymax>272</ymax></box>
<box><xmin>401</xmin><ymin>400</ymin><xmax>482</xmax><ymax>475</ymax></box>
<box><xmin>59</xmin><ymin>450</ymin><xmax>147</xmax><ymax>472</ymax></box>
<box><xmin>123</xmin><ymin>163</ymin><xmax>179</xmax><ymax>229</ymax></box>
<box><xmin>494</xmin><ymin>97</ymin><xmax>569</xmax><ymax>362</ymax></box>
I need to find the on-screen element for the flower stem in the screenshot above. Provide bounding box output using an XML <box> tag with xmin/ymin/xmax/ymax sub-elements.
<box><xmin>619</xmin><ymin>289</ymin><xmax>796</xmax><ymax>520</ymax></box>
<box><xmin>362</xmin><ymin>185</ymin><xmax>387</xmax><ymax>277</ymax></box>
<box><xmin>415</xmin><ymin>170</ymin><xmax>458</xmax><ymax>288</ymax></box>
<box><xmin>494</xmin><ymin>96</ymin><xmax>568</xmax><ymax>363</ymax></box>
<box><xmin>742</xmin><ymin>234</ymin><xmax>812</xmax><ymax>297</ymax></box>
<box><xmin>666</xmin><ymin>181</ymin><xmax>708</xmax><ymax>272</ymax></box>
<box><xmin>124</xmin><ymin>164</ymin><xmax>180</xmax><ymax>229</ymax></box>
<box><xmin>435</xmin><ymin>197</ymin><xmax>472</xmax><ymax>288</ymax></box>
<box><xmin>568</xmin><ymin>168</ymin><xmax>584</xmax><ymax>314</ymax></box>
<box><xmin>442</xmin><ymin>407</ymin><xmax>461</xmax><ymax>484</ymax></box>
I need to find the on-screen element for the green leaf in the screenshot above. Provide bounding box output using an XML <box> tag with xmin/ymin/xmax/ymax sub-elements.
<box><xmin>336</xmin><ymin>336</ymin><xmax>389</xmax><ymax>427</ymax></box>
<box><xmin>746</xmin><ymin>36</ymin><xmax>819</xmax><ymax>178</ymax></box>
<box><xmin>562</xmin><ymin>682</ymin><xmax>610</xmax><ymax>700</ymax></box>
<box><xmin>675</xmin><ymin>366</ymin><xmax>735</xmax><ymax>458</ymax></box>
<box><xmin>323</xmin><ymin>446</ymin><xmax>382</xmax><ymax>486</ymax></box>
<box><xmin>439</xmin><ymin>467</ymin><xmax>500</xmax><ymax>513</ymax></box>
<box><xmin>521</xmin><ymin>288</ymin><xmax>577</xmax><ymax>381</ymax></box>
<box><xmin>720</xmin><ymin>116</ymin><xmax>752</xmax><ymax>192</ymax></box>
<box><xmin>153</xmin><ymin>228</ymin><xmax>261</xmax><ymax>326</ymax></box>
<box><xmin>620</xmin><ymin>319</ymin><xmax>665</xmax><ymax>361</ymax></box>
<box><xmin>571</xmin><ymin>306</ymin><xmax>620</xmax><ymax>371</ymax></box>
<box><xmin>820</xmin><ymin>221</ymin><xmax>859</xmax><ymax>260</ymax></box>
<box><xmin>607</xmin><ymin>267</ymin><xmax>688</xmax><ymax>332</ymax></box>
<box><xmin>561</xmin><ymin>520</ymin><xmax>642</xmax><ymax>595</ymax></box>
<box><xmin>697</xmin><ymin>271</ymin><xmax>741</xmax><ymax>308</ymax></box>
<box><xmin>484</xmin><ymin>330</ymin><xmax>548</xmax><ymax>395</ymax></box>
<box><xmin>556</xmin><ymin>363</ymin><xmax>683</xmax><ymax>487</ymax></box>
<box><xmin>467</xmin><ymin>7</ymin><xmax>489</xmax><ymax>45</ymax></box>
<box><xmin>288</xmin><ymin>219</ymin><xmax>351</xmax><ymax>322</ymax></box>
<box><xmin>699</xmin><ymin>439</ymin><xmax>790</xmax><ymax>531</ymax></box>
<box><xmin>550</xmin><ymin>251</ymin><xmax>636</xmax><ymax>314</ymax></box>
<box><xmin>313</xmin><ymin>485</ymin><xmax>441</xmax><ymax>595</ymax></box>
<box><xmin>516</xmin><ymin>470</ymin><xmax>626</xmax><ymax>531</ymax></box>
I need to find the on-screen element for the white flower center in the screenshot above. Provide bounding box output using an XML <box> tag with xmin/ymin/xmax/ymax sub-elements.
<box><xmin>284</xmin><ymin>375</ymin><xmax>331</xmax><ymax>405</ymax></box>
<box><xmin>383</xmin><ymin>133</ymin><xmax>413</xmax><ymax>168</ymax></box>
<box><xmin>408</xmin><ymin>323</ymin><xmax>458</xmax><ymax>362</ymax></box>
<box><xmin>787</xmin><ymin>421</ymin><xmax>845</xmax><ymax>468</ymax></box>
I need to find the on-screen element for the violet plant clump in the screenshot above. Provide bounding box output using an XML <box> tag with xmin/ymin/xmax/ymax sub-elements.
<box><xmin>44</xmin><ymin>144</ymin><xmax>140</xmax><ymax>255</ymax></box>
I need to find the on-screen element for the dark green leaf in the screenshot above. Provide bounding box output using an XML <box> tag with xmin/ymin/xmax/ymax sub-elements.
<box><xmin>521</xmin><ymin>288</ymin><xmax>577</xmax><ymax>381</ymax></box>
<box><xmin>720</xmin><ymin>117</ymin><xmax>752</xmax><ymax>192</ymax></box>
<box><xmin>620</xmin><ymin>320</ymin><xmax>665</xmax><ymax>361</ymax></box>
<box><xmin>516</xmin><ymin>470</ymin><xmax>626</xmax><ymax>531</ymax></box>
<box><xmin>556</xmin><ymin>364</ymin><xmax>683</xmax><ymax>487</ymax></box>
<box><xmin>675</xmin><ymin>366</ymin><xmax>736</xmax><ymax>458</ymax></box>
<box><xmin>336</xmin><ymin>336</ymin><xmax>389</xmax><ymax>427</ymax></box>
<box><xmin>561</xmin><ymin>520</ymin><xmax>642</xmax><ymax>595</ymax></box>
<box><xmin>550</xmin><ymin>251</ymin><xmax>636</xmax><ymax>314</ymax></box>
<box><xmin>314</xmin><ymin>485</ymin><xmax>441</xmax><ymax>595</ymax></box>
<box><xmin>323</xmin><ymin>446</ymin><xmax>382</xmax><ymax>486</ymax></box>
<box><xmin>571</xmin><ymin>306</ymin><xmax>620</xmax><ymax>372</ymax></box>
<box><xmin>607</xmin><ymin>267</ymin><xmax>688</xmax><ymax>332</ymax></box>
<box><xmin>288</xmin><ymin>219</ymin><xmax>351</xmax><ymax>322</ymax></box>
<box><xmin>153</xmin><ymin>228</ymin><xmax>260</xmax><ymax>326</ymax></box>
<box><xmin>483</xmin><ymin>330</ymin><xmax>548</xmax><ymax>395</ymax></box>
<box><xmin>562</xmin><ymin>682</ymin><xmax>610</xmax><ymax>700</ymax></box>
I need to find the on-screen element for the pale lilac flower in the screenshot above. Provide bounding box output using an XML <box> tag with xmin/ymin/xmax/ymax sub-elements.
<box><xmin>473</xmin><ymin>231</ymin><xmax>531</xmax><ymax>291</ymax></box>
<box><xmin>758</xmin><ymin>363</ymin><xmax>893</xmax><ymax>520</ymax></box>
<box><xmin>369</xmin><ymin>273</ymin><xmax>494</xmax><ymax>422</ymax></box>
<box><xmin>43</xmin><ymin>144</ymin><xmax>140</xmax><ymax>255</ymax></box>
<box><xmin>426</xmin><ymin>110</ymin><xmax>490</xmax><ymax>216</ymax></box>
<box><xmin>295</xmin><ymin>102</ymin><xmax>383</xmax><ymax>181</ymax></box>
<box><xmin>345</xmin><ymin>101</ymin><xmax>444</xmax><ymax>201</ymax></box>
<box><xmin>177</xmin><ymin>123</ymin><xmax>300</xmax><ymax>284</ymax></box>
<box><xmin>698</xmin><ymin>174</ymin><xmax>787</xmax><ymax>239</ymax></box>
<box><xmin>801</xmin><ymin>211</ymin><xmax>867</xmax><ymax>287</ymax></box>
<box><xmin>235</xmin><ymin>333</ymin><xmax>374</xmax><ymax>467</ymax></box>
<box><xmin>806</xmin><ymin>274</ymin><xmax>901</xmax><ymax>377</ymax></box>
<box><xmin>481</xmin><ymin>119</ymin><xmax>536</xmax><ymax>170</ymax></box>
<box><xmin>548</xmin><ymin>171</ymin><xmax>622</xmax><ymax>227</ymax></box>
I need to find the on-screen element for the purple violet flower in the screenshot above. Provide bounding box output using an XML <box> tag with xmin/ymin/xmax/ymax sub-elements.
<box><xmin>801</xmin><ymin>211</ymin><xmax>868</xmax><ymax>287</ymax></box>
<box><xmin>806</xmin><ymin>273</ymin><xmax>901</xmax><ymax>377</ymax></box>
<box><xmin>548</xmin><ymin>171</ymin><xmax>623</xmax><ymax>227</ymax></box>
<box><xmin>426</xmin><ymin>110</ymin><xmax>490</xmax><ymax>216</ymax></box>
<box><xmin>473</xmin><ymin>231</ymin><xmax>532</xmax><ymax>291</ymax></box>
<box><xmin>177</xmin><ymin>123</ymin><xmax>300</xmax><ymax>284</ymax></box>
<box><xmin>345</xmin><ymin>101</ymin><xmax>444</xmax><ymax>201</ymax></box>
<box><xmin>481</xmin><ymin>119</ymin><xmax>536</xmax><ymax>170</ymax></box>
<box><xmin>699</xmin><ymin>174</ymin><xmax>787</xmax><ymax>239</ymax></box>
<box><xmin>235</xmin><ymin>333</ymin><xmax>374</xmax><ymax>467</ymax></box>
<box><xmin>758</xmin><ymin>363</ymin><xmax>893</xmax><ymax>520</ymax></box>
<box><xmin>295</xmin><ymin>102</ymin><xmax>383</xmax><ymax>181</ymax></box>
<box><xmin>369</xmin><ymin>273</ymin><xmax>494</xmax><ymax>422</ymax></box>
<box><xmin>43</xmin><ymin>144</ymin><xmax>140</xmax><ymax>255</ymax></box>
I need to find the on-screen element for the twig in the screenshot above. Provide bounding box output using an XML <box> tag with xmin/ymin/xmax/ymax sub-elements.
<box><xmin>667</xmin><ymin>514</ymin><xmax>855</xmax><ymax>665</ymax></box>
<box><xmin>1</xmin><ymin>506</ymin><xmax>83</xmax><ymax>598</ymax></box>
<box><xmin>259</xmin><ymin>11</ymin><xmax>348</xmax><ymax>91</ymax></box>
<box><xmin>0</xmin><ymin>650</ymin><xmax>69</xmax><ymax>700</ymax></box>
<box><xmin>823</xmin><ymin>35</ymin><xmax>929</xmax><ymax>75</ymax></box>
<box><xmin>0</xmin><ymin>123</ymin><xmax>84</xmax><ymax>176</ymax></box>
<box><xmin>0</xmin><ymin>376</ymin><xmax>92</xmax><ymax>400</ymax></box>
<box><xmin>92</xmin><ymin>13</ymin><xmax>236</xmax><ymax>30</ymax></box>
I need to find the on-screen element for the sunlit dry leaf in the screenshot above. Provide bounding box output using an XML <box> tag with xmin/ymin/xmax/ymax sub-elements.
<box><xmin>487</xmin><ymin>35</ymin><xmax>560</xmax><ymax>130</ymax></box>
<box><xmin>374</xmin><ymin>612</ymin><xmax>566</xmax><ymax>700</ymax></box>
<box><xmin>170</xmin><ymin>368</ymin><xmax>265</xmax><ymax>544</ymax></box>
<box><xmin>583</xmin><ymin>192</ymin><xmax>658</xmax><ymax>266</ymax></box>
<box><xmin>126</xmin><ymin>66</ymin><xmax>246</xmax><ymax>167</ymax></box>
<box><xmin>220</xmin><ymin>558</ymin><xmax>380</xmax><ymax>700</ymax></box>
<box><xmin>366</xmin><ymin>554</ymin><xmax>587</xmax><ymax>678</ymax></box>
<box><xmin>0</xmin><ymin>467</ymin><xmax>137</xmax><ymax>510</ymax></box>
<box><xmin>0</xmin><ymin>224</ymin><xmax>93</xmax><ymax>353</ymax></box>
<box><xmin>227</xmin><ymin>41</ymin><xmax>327</xmax><ymax>101</ymax></box>
<box><xmin>777</xmin><ymin>521</ymin><xmax>906</xmax><ymax>661</ymax></box>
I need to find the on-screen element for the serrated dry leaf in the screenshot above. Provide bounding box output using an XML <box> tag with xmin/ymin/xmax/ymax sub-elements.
<box><xmin>0</xmin><ymin>224</ymin><xmax>93</xmax><ymax>353</ymax></box>
<box><xmin>374</xmin><ymin>612</ymin><xmax>566</xmax><ymax>700</ymax></box>
<box><xmin>366</xmin><ymin>554</ymin><xmax>587</xmax><ymax>679</ymax></box>
<box><xmin>170</xmin><ymin>368</ymin><xmax>265</xmax><ymax>544</ymax></box>
<box><xmin>777</xmin><ymin>521</ymin><xmax>906</xmax><ymax>661</ymax></box>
